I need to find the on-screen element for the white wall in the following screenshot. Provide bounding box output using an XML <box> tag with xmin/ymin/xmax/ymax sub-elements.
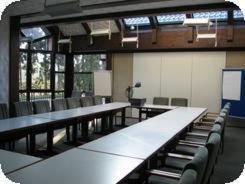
<box><xmin>133</xmin><ymin>52</ymin><xmax>226</xmax><ymax>115</ymax></box>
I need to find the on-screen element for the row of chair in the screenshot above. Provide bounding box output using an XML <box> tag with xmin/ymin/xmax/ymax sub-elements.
<box><xmin>153</xmin><ymin>97</ymin><xmax>188</xmax><ymax>107</ymax></box>
<box><xmin>127</xmin><ymin>103</ymin><xmax>230</xmax><ymax>184</ymax></box>
<box><xmin>0</xmin><ymin>96</ymin><xmax>103</xmax><ymax>153</ymax></box>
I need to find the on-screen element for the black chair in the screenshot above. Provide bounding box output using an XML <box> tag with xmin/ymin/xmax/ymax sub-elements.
<box><xmin>81</xmin><ymin>96</ymin><xmax>94</xmax><ymax>107</ymax></box>
<box><xmin>14</xmin><ymin>101</ymin><xmax>33</xmax><ymax>116</ymax></box>
<box><xmin>52</xmin><ymin>99</ymin><xmax>70</xmax><ymax>142</ymax></box>
<box><xmin>171</xmin><ymin>98</ymin><xmax>188</xmax><ymax>107</ymax></box>
<box><xmin>67</xmin><ymin>98</ymin><xmax>81</xmax><ymax>109</ymax></box>
<box><xmin>14</xmin><ymin>101</ymin><xmax>33</xmax><ymax>153</ymax></box>
<box><xmin>33</xmin><ymin>100</ymin><xmax>51</xmax><ymax>114</ymax></box>
<box><xmin>146</xmin><ymin>97</ymin><xmax>170</xmax><ymax>118</ymax></box>
<box><xmin>0</xmin><ymin>103</ymin><xmax>8</xmax><ymax>120</ymax></box>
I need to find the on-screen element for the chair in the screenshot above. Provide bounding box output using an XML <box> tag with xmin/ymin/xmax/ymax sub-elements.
<box><xmin>153</xmin><ymin>97</ymin><xmax>169</xmax><ymax>106</ymax></box>
<box><xmin>0</xmin><ymin>103</ymin><xmax>8</xmax><ymax>120</ymax></box>
<box><xmin>52</xmin><ymin>99</ymin><xmax>70</xmax><ymax>142</ymax></box>
<box><xmin>33</xmin><ymin>100</ymin><xmax>51</xmax><ymax>114</ymax></box>
<box><xmin>71</xmin><ymin>90</ymin><xmax>81</xmax><ymax>98</ymax></box>
<box><xmin>81</xmin><ymin>96</ymin><xmax>94</xmax><ymax>107</ymax></box>
<box><xmin>94</xmin><ymin>96</ymin><xmax>103</xmax><ymax>105</ymax></box>
<box><xmin>14</xmin><ymin>101</ymin><xmax>33</xmax><ymax>153</ymax></box>
<box><xmin>171</xmin><ymin>98</ymin><xmax>188</xmax><ymax>107</ymax></box>
<box><xmin>148</xmin><ymin>147</ymin><xmax>208</xmax><ymax>184</ymax></box>
<box><xmin>14</xmin><ymin>101</ymin><xmax>33</xmax><ymax>116</ymax></box>
<box><xmin>67</xmin><ymin>98</ymin><xmax>81</xmax><ymax>109</ymax></box>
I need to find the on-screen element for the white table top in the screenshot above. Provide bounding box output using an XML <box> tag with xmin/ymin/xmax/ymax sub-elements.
<box><xmin>0</xmin><ymin>150</ymin><xmax>41</xmax><ymax>174</ymax></box>
<box><xmin>79</xmin><ymin>107</ymin><xmax>207</xmax><ymax>159</ymax></box>
<box><xmin>8</xmin><ymin>148</ymin><xmax>143</xmax><ymax>184</ymax></box>
<box><xmin>31</xmin><ymin>102</ymin><xmax>130</xmax><ymax>121</ymax></box>
<box><xmin>0</xmin><ymin>116</ymin><xmax>53</xmax><ymax>134</ymax></box>
<box><xmin>141</xmin><ymin>104</ymin><xmax>177</xmax><ymax>110</ymax></box>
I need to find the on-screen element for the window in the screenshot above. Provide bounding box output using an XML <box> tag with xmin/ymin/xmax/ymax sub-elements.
<box><xmin>55</xmin><ymin>54</ymin><xmax>66</xmax><ymax>91</ymax></box>
<box><xmin>124</xmin><ymin>17</ymin><xmax>150</xmax><ymax>26</ymax></box>
<box><xmin>193</xmin><ymin>11</ymin><xmax>228</xmax><ymax>21</ymax></box>
<box><xmin>19</xmin><ymin>52</ymin><xmax>27</xmax><ymax>90</ymax></box>
<box><xmin>234</xmin><ymin>10</ymin><xmax>244</xmax><ymax>19</ymax></box>
<box><xmin>21</xmin><ymin>27</ymin><xmax>50</xmax><ymax>40</ymax></box>
<box><xmin>20</xmin><ymin>42</ymin><xmax>29</xmax><ymax>49</ymax></box>
<box><xmin>73</xmin><ymin>54</ymin><xmax>107</xmax><ymax>93</ymax></box>
<box><xmin>31</xmin><ymin>39</ymin><xmax>52</xmax><ymax>51</ymax></box>
<box><xmin>157</xmin><ymin>13</ymin><xmax>186</xmax><ymax>24</ymax></box>
<box><xmin>31</xmin><ymin>53</ymin><xmax>51</xmax><ymax>90</ymax></box>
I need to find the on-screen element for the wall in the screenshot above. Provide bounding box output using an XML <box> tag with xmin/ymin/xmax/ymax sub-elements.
<box><xmin>112</xmin><ymin>53</ymin><xmax>133</xmax><ymax>116</ymax></box>
<box><xmin>132</xmin><ymin>52</ymin><xmax>226</xmax><ymax>115</ymax></box>
<box><xmin>226</xmin><ymin>51</ymin><xmax>245</xmax><ymax>68</ymax></box>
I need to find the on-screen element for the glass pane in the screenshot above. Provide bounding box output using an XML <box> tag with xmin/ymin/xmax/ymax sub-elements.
<box><xmin>193</xmin><ymin>11</ymin><xmax>228</xmax><ymax>20</ymax></box>
<box><xmin>20</xmin><ymin>42</ymin><xmax>28</xmax><ymax>49</ymax></box>
<box><xmin>74</xmin><ymin>74</ymin><xmax>92</xmax><ymax>92</ymax></box>
<box><xmin>234</xmin><ymin>10</ymin><xmax>244</xmax><ymax>19</ymax></box>
<box><xmin>55</xmin><ymin>54</ymin><xmax>66</xmax><ymax>72</ymax></box>
<box><xmin>21</xmin><ymin>27</ymin><xmax>49</xmax><ymax>40</ymax></box>
<box><xmin>55</xmin><ymin>73</ymin><xmax>65</xmax><ymax>91</ymax></box>
<box><xmin>31</xmin><ymin>53</ymin><xmax>51</xmax><ymax>90</ymax></box>
<box><xmin>157</xmin><ymin>14</ymin><xmax>186</xmax><ymax>24</ymax></box>
<box><xmin>124</xmin><ymin>17</ymin><xmax>150</xmax><ymax>26</ymax></box>
<box><xmin>74</xmin><ymin>54</ymin><xmax>107</xmax><ymax>72</ymax></box>
<box><xmin>55</xmin><ymin>92</ymin><xmax>64</xmax><ymax>99</ymax></box>
<box><xmin>30</xmin><ymin>93</ymin><xmax>52</xmax><ymax>104</ymax></box>
<box><xmin>19</xmin><ymin>93</ymin><xmax>27</xmax><ymax>102</ymax></box>
<box><xmin>19</xmin><ymin>52</ymin><xmax>27</xmax><ymax>90</ymax></box>
<box><xmin>31</xmin><ymin>39</ymin><xmax>51</xmax><ymax>51</ymax></box>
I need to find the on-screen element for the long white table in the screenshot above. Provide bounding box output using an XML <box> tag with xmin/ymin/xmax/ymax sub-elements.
<box><xmin>79</xmin><ymin>107</ymin><xmax>207</xmax><ymax>160</ymax></box>
<box><xmin>0</xmin><ymin>150</ymin><xmax>41</xmax><ymax>175</ymax></box>
<box><xmin>7</xmin><ymin>148</ymin><xmax>143</xmax><ymax>184</ymax></box>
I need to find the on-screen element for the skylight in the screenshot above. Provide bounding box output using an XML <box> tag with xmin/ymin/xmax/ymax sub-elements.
<box><xmin>157</xmin><ymin>13</ymin><xmax>186</xmax><ymax>24</ymax></box>
<box><xmin>21</xmin><ymin>27</ymin><xmax>50</xmax><ymax>40</ymax></box>
<box><xmin>124</xmin><ymin>17</ymin><xmax>150</xmax><ymax>26</ymax></box>
<box><xmin>233</xmin><ymin>10</ymin><xmax>244</xmax><ymax>19</ymax></box>
<box><xmin>193</xmin><ymin>11</ymin><xmax>228</xmax><ymax>21</ymax></box>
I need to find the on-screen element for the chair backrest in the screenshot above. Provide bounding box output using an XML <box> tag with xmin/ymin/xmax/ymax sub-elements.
<box><xmin>153</xmin><ymin>97</ymin><xmax>169</xmax><ymax>105</ymax></box>
<box><xmin>33</xmin><ymin>100</ymin><xmax>51</xmax><ymax>114</ymax></box>
<box><xmin>94</xmin><ymin>96</ymin><xmax>103</xmax><ymax>105</ymax></box>
<box><xmin>207</xmin><ymin>124</ymin><xmax>221</xmax><ymax>140</ymax></box>
<box><xmin>203</xmin><ymin>133</ymin><xmax>221</xmax><ymax>184</ymax></box>
<box><xmin>81</xmin><ymin>96</ymin><xmax>94</xmax><ymax>107</ymax></box>
<box><xmin>171</xmin><ymin>98</ymin><xmax>188</xmax><ymax>107</ymax></box>
<box><xmin>178</xmin><ymin>169</ymin><xmax>197</xmax><ymax>184</ymax></box>
<box><xmin>14</xmin><ymin>101</ymin><xmax>33</xmax><ymax>117</ymax></box>
<box><xmin>52</xmin><ymin>99</ymin><xmax>67</xmax><ymax>111</ymax></box>
<box><xmin>67</xmin><ymin>98</ymin><xmax>81</xmax><ymax>109</ymax></box>
<box><xmin>183</xmin><ymin>147</ymin><xmax>208</xmax><ymax>184</ymax></box>
<box><xmin>71</xmin><ymin>90</ymin><xmax>81</xmax><ymax>98</ymax></box>
<box><xmin>214</xmin><ymin>117</ymin><xmax>225</xmax><ymax>131</ymax></box>
<box><xmin>0</xmin><ymin>103</ymin><xmax>8</xmax><ymax>120</ymax></box>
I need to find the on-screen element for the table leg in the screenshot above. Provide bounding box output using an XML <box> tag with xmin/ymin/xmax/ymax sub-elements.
<box><xmin>108</xmin><ymin>112</ymin><xmax>114</xmax><ymax>132</ymax></box>
<box><xmin>139</xmin><ymin>108</ymin><xmax>142</xmax><ymax>122</ymax></box>
<box><xmin>81</xmin><ymin>120</ymin><xmax>89</xmax><ymax>141</ymax></box>
<box><xmin>29</xmin><ymin>133</ymin><xmax>36</xmax><ymax>155</ymax></box>
<box><xmin>72</xmin><ymin>124</ymin><xmax>78</xmax><ymax>145</ymax></box>
<box><xmin>47</xmin><ymin>130</ymin><xmax>54</xmax><ymax>153</ymax></box>
<box><xmin>121</xmin><ymin>108</ymin><xmax>126</xmax><ymax>127</ymax></box>
<box><xmin>101</xmin><ymin>115</ymin><xmax>107</xmax><ymax>134</ymax></box>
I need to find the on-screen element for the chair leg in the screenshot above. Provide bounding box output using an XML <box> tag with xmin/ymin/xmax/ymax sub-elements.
<box><xmin>26</xmin><ymin>136</ymin><xmax>29</xmax><ymax>154</ymax></box>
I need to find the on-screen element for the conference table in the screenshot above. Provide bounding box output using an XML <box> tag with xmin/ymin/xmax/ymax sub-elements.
<box><xmin>0</xmin><ymin>149</ymin><xmax>41</xmax><ymax>175</ymax></box>
<box><xmin>79</xmin><ymin>107</ymin><xmax>206</xmax><ymax>160</ymax></box>
<box><xmin>7</xmin><ymin>107</ymin><xmax>206</xmax><ymax>184</ymax></box>
<box><xmin>137</xmin><ymin>104</ymin><xmax>178</xmax><ymax>122</ymax></box>
<box><xmin>0</xmin><ymin>102</ymin><xmax>130</xmax><ymax>155</ymax></box>
<box><xmin>7</xmin><ymin>148</ymin><xmax>144</xmax><ymax>184</ymax></box>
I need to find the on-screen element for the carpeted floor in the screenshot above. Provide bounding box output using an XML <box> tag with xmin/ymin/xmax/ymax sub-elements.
<box><xmin>12</xmin><ymin>117</ymin><xmax>245</xmax><ymax>184</ymax></box>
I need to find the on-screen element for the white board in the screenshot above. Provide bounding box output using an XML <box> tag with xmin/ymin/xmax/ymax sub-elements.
<box><xmin>93</xmin><ymin>70</ymin><xmax>112</xmax><ymax>96</ymax></box>
<box><xmin>222</xmin><ymin>71</ymin><xmax>242</xmax><ymax>101</ymax></box>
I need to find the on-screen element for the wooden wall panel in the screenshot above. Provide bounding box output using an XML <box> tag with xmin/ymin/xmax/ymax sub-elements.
<box><xmin>226</xmin><ymin>51</ymin><xmax>245</xmax><ymax>68</ymax></box>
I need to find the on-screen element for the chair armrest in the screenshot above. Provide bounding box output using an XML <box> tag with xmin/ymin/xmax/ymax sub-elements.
<box><xmin>179</xmin><ymin>140</ymin><xmax>205</xmax><ymax>147</ymax></box>
<box><xmin>193</xmin><ymin>127</ymin><xmax>211</xmax><ymax>131</ymax></box>
<box><xmin>186</xmin><ymin>132</ymin><xmax>208</xmax><ymax>137</ymax></box>
<box><xmin>167</xmin><ymin>153</ymin><xmax>194</xmax><ymax>160</ymax></box>
<box><xmin>146</xmin><ymin>169</ymin><xmax>181</xmax><ymax>179</ymax></box>
<box><xmin>202</xmin><ymin>117</ymin><xmax>215</xmax><ymax>122</ymax></box>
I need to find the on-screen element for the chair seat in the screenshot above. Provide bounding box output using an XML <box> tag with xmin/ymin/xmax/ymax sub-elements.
<box><xmin>175</xmin><ymin>145</ymin><xmax>199</xmax><ymax>155</ymax></box>
<box><xmin>148</xmin><ymin>175</ymin><xmax>179</xmax><ymax>184</ymax></box>
<box><xmin>165</xmin><ymin>157</ymin><xmax>190</xmax><ymax>170</ymax></box>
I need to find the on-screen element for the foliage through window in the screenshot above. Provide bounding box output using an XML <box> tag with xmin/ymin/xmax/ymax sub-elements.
<box><xmin>19</xmin><ymin>52</ymin><xmax>27</xmax><ymax>90</ymax></box>
<box><xmin>31</xmin><ymin>39</ymin><xmax>52</xmax><ymax>51</ymax></box>
<box><xmin>73</xmin><ymin>54</ymin><xmax>107</xmax><ymax>93</ymax></box>
<box><xmin>55</xmin><ymin>54</ymin><xmax>66</xmax><ymax>91</ymax></box>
